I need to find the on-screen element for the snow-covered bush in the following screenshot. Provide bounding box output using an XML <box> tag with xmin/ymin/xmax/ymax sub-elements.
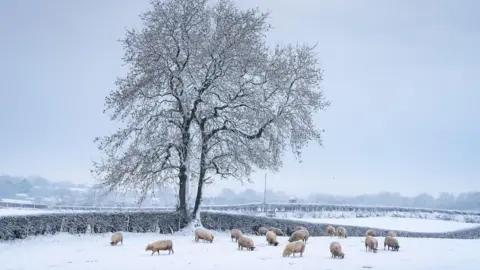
<box><xmin>0</xmin><ymin>211</ymin><xmax>181</xmax><ymax>241</ymax></box>
<box><xmin>1</xmin><ymin>211</ymin><xmax>480</xmax><ymax>241</ymax></box>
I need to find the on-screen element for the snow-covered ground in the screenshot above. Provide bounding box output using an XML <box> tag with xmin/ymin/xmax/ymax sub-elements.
<box><xmin>0</xmin><ymin>232</ymin><xmax>478</xmax><ymax>270</ymax></box>
<box><xmin>0</xmin><ymin>208</ymin><xmax>90</xmax><ymax>216</ymax></box>
<box><xmin>284</xmin><ymin>217</ymin><xmax>479</xmax><ymax>232</ymax></box>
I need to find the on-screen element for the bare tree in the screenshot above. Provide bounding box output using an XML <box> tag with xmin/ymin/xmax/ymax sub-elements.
<box><xmin>92</xmin><ymin>0</ymin><xmax>329</xmax><ymax>225</ymax></box>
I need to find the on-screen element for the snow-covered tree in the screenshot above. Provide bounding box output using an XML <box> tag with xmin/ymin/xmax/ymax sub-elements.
<box><xmin>92</xmin><ymin>0</ymin><xmax>329</xmax><ymax>225</ymax></box>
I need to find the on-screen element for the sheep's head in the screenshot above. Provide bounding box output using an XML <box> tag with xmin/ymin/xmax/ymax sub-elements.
<box><xmin>339</xmin><ymin>252</ymin><xmax>345</xmax><ymax>259</ymax></box>
<box><xmin>145</xmin><ymin>244</ymin><xmax>152</xmax><ymax>251</ymax></box>
<box><xmin>110</xmin><ymin>241</ymin><xmax>116</xmax><ymax>246</ymax></box>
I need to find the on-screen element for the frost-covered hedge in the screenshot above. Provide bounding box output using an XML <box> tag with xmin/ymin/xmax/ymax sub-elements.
<box><xmin>200</xmin><ymin>212</ymin><xmax>480</xmax><ymax>239</ymax></box>
<box><xmin>0</xmin><ymin>211</ymin><xmax>181</xmax><ymax>241</ymax></box>
<box><xmin>1</xmin><ymin>211</ymin><xmax>480</xmax><ymax>241</ymax></box>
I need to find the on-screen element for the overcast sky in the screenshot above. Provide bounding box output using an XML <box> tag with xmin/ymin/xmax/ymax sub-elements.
<box><xmin>0</xmin><ymin>0</ymin><xmax>478</xmax><ymax>197</ymax></box>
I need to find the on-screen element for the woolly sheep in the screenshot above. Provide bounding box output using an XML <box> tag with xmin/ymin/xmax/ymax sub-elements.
<box><xmin>387</xmin><ymin>231</ymin><xmax>397</xmax><ymax>237</ymax></box>
<box><xmin>327</xmin><ymin>225</ymin><xmax>336</xmax><ymax>236</ymax></box>
<box><xmin>282</xmin><ymin>240</ymin><xmax>306</xmax><ymax>257</ymax></box>
<box><xmin>329</xmin><ymin>241</ymin><xmax>345</xmax><ymax>259</ymax></box>
<box><xmin>269</xmin><ymin>227</ymin><xmax>284</xmax><ymax>236</ymax></box>
<box><xmin>110</xmin><ymin>232</ymin><xmax>123</xmax><ymax>246</ymax></box>
<box><xmin>365</xmin><ymin>229</ymin><xmax>376</xmax><ymax>237</ymax></box>
<box><xmin>336</xmin><ymin>227</ymin><xmax>347</xmax><ymax>238</ymax></box>
<box><xmin>145</xmin><ymin>240</ymin><xmax>174</xmax><ymax>255</ymax></box>
<box><xmin>365</xmin><ymin>236</ymin><xmax>378</xmax><ymax>253</ymax></box>
<box><xmin>258</xmin><ymin>227</ymin><xmax>269</xmax><ymax>235</ymax></box>
<box><xmin>266</xmin><ymin>231</ymin><xmax>279</xmax><ymax>246</ymax></box>
<box><xmin>288</xmin><ymin>230</ymin><xmax>309</xmax><ymax>243</ymax></box>
<box><xmin>384</xmin><ymin>236</ymin><xmax>400</xmax><ymax>251</ymax></box>
<box><xmin>237</xmin><ymin>236</ymin><xmax>256</xmax><ymax>251</ymax></box>
<box><xmin>231</xmin><ymin>229</ymin><xmax>243</xmax><ymax>242</ymax></box>
<box><xmin>295</xmin><ymin>226</ymin><xmax>307</xmax><ymax>232</ymax></box>
<box><xmin>195</xmin><ymin>228</ymin><xmax>214</xmax><ymax>243</ymax></box>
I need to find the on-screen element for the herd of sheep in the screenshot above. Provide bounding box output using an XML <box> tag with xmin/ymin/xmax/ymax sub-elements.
<box><xmin>109</xmin><ymin>224</ymin><xmax>401</xmax><ymax>258</ymax></box>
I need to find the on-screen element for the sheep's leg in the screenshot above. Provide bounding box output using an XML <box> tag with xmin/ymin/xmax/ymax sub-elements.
<box><xmin>157</xmin><ymin>250</ymin><xmax>160</xmax><ymax>255</ymax></box>
<box><xmin>151</xmin><ymin>251</ymin><xmax>155</xmax><ymax>256</ymax></box>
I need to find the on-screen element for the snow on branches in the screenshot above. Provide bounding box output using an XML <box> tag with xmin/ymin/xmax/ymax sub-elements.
<box><xmin>92</xmin><ymin>0</ymin><xmax>329</xmax><ymax>220</ymax></box>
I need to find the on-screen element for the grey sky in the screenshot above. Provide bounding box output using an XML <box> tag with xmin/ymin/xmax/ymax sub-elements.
<box><xmin>0</xmin><ymin>0</ymin><xmax>478</xmax><ymax>197</ymax></box>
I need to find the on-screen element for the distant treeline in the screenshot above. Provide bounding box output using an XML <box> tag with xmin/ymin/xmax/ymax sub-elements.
<box><xmin>205</xmin><ymin>189</ymin><xmax>480</xmax><ymax>211</ymax></box>
<box><xmin>1</xmin><ymin>175</ymin><xmax>479</xmax><ymax>211</ymax></box>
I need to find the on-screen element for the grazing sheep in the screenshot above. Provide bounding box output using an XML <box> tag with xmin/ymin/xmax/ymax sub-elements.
<box><xmin>384</xmin><ymin>236</ymin><xmax>400</xmax><ymax>251</ymax></box>
<box><xmin>366</xmin><ymin>229</ymin><xmax>376</xmax><ymax>237</ymax></box>
<box><xmin>336</xmin><ymin>227</ymin><xmax>348</xmax><ymax>238</ymax></box>
<box><xmin>288</xmin><ymin>230</ymin><xmax>309</xmax><ymax>243</ymax></box>
<box><xmin>110</xmin><ymin>232</ymin><xmax>123</xmax><ymax>246</ymax></box>
<box><xmin>327</xmin><ymin>225</ymin><xmax>336</xmax><ymax>236</ymax></box>
<box><xmin>269</xmin><ymin>227</ymin><xmax>284</xmax><ymax>236</ymax></box>
<box><xmin>258</xmin><ymin>227</ymin><xmax>269</xmax><ymax>235</ymax></box>
<box><xmin>145</xmin><ymin>240</ymin><xmax>174</xmax><ymax>255</ymax></box>
<box><xmin>195</xmin><ymin>228</ymin><xmax>214</xmax><ymax>243</ymax></box>
<box><xmin>231</xmin><ymin>229</ymin><xmax>243</xmax><ymax>242</ymax></box>
<box><xmin>295</xmin><ymin>226</ymin><xmax>307</xmax><ymax>232</ymax></box>
<box><xmin>282</xmin><ymin>240</ymin><xmax>306</xmax><ymax>257</ymax></box>
<box><xmin>266</xmin><ymin>231</ymin><xmax>279</xmax><ymax>246</ymax></box>
<box><xmin>329</xmin><ymin>241</ymin><xmax>345</xmax><ymax>259</ymax></box>
<box><xmin>387</xmin><ymin>231</ymin><xmax>397</xmax><ymax>237</ymax></box>
<box><xmin>237</xmin><ymin>236</ymin><xmax>256</xmax><ymax>251</ymax></box>
<box><xmin>365</xmin><ymin>236</ymin><xmax>378</xmax><ymax>253</ymax></box>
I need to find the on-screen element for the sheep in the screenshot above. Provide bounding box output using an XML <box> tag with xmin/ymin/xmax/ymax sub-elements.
<box><xmin>258</xmin><ymin>227</ymin><xmax>269</xmax><ymax>235</ymax></box>
<box><xmin>327</xmin><ymin>225</ymin><xmax>336</xmax><ymax>236</ymax></box>
<box><xmin>336</xmin><ymin>227</ymin><xmax>347</xmax><ymax>238</ymax></box>
<box><xmin>282</xmin><ymin>240</ymin><xmax>306</xmax><ymax>257</ymax></box>
<box><xmin>384</xmin><ymin>236</ymin><xmax>400</xmax><ymax>251</ymax></box>
<box><xmin>266</xmin><ymin>230</ymin><xmax>279</xmax><ymax>246</ymax></box>
<box><xmin>231</xmin><ymin>229</ymin><xmax>243</xmax><ymax>242</ymax></box>
<box><xmin>387</xmin><ymin>231</ymin><xmax>397</xmax><ymax>237</ymax></box>
<box><xmin>237</xmin><ymin>236</ymin><xmax>256</xmax><ymax>251</ymax></box>
<box><xmin>268</xmin><ymin>227</ymin><xmax>284</xmax><ymax>236</ymax></box>
<box><xmin>329</xmin><ymin>241</ymin><xmax>345</xmax><ymax>259</ymax></box>
<box><xmin>295</xmin><ymin>226</ymin><xmax>307</xmax><ymax>232</ymax></box>
<box><xmin>365</xmin><ymin>236</ymin><xmax>378</xmax><ymax>253</ymax></box>
<box><xmin>145</xmin><ymin>240</ymin><xmax>174</xmax><ymax>255</ymax></box>
<box><xmin>110</xmin><ymin>232</ymin><xmax>123</xmax><ymax>246</ymax></box>
<box><xmin>365</xmin><ymin>229</ymin><xmax>376</xmax><ymax>237</ymax></box>
<box><xmin>195</xmin><ymin>228</ymin><xmax>214</xmax><ymax>243</ymax></box>
<box><xmin>288</xmin><ymin>230</ymin><xmax>309</xmax><ymax>243</ymax></box>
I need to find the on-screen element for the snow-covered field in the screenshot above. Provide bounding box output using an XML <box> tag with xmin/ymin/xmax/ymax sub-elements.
<box><xmin>285</xmin><ymin>217</ymin><xmax>479</xmax><ymax>232</ymax></box>
<box><xmin>0</xmin><ymin>208</ymin><xmax>82</xmax><ymax>216</ymax></box>
<box><xmin>0</xmin><ymin>232</ymin><xmax>478</xmax><ymax>270</ymax></box>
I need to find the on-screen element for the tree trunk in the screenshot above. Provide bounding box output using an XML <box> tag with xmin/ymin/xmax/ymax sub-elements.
<box><xmin>191</xmin><ymin>167</ymin><xmax>205</xmax><ymax>220</ymax></box>
<box><xmin>177</xmin><ymin>165</ymin><xmax>189</xmax><ymax>225</ymax></box>
<box><xmin>177</xmin><ymin>120</ymin><xmax>192</xmax><ymax>226</ymax></box>
<box><xmin>191</xmin><ymin>132</ymin><xmax>207</xmax><ymax>221</ymax></box>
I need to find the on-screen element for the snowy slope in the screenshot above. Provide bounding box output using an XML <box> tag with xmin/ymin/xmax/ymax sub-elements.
<box><xmin>0</xmin><ymin>232</ymin><xmax>478</xmax><ymax>270</ymax></box>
